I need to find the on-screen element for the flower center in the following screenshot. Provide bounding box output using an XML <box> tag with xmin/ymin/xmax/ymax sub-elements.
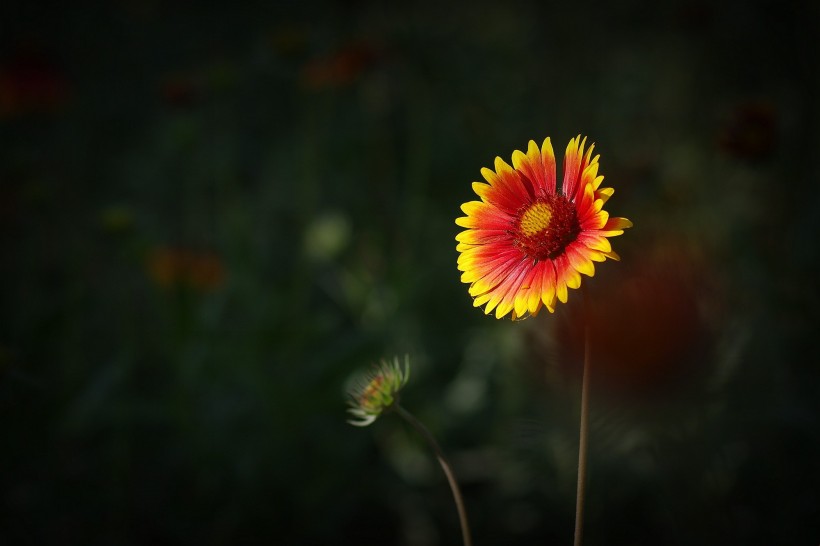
<box><xmin>360</xmin><ymin>376</ymin><xmax>385</xmax><ymax>409</ymax></box>
<box><xmin>514</xmin><ymin>195</ymin><xmax>581</xmax><ymax>261</ymax></box>
<box><xmin>519</xmin><ymin>202</ymin><xmax>553</xmax><ymax>237</ymax></box>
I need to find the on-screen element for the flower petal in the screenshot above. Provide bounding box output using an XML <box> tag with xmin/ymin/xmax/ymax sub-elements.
<box><xmin>567</xmin><ymin>243</ymin><xmax>596</xmax><ymax>277</ymax></box>
<box><xmin>539</xmin><ymin>261</ymin><xmax>557</xmax><ymax>312</ymax></box>
<box><xmin>456</xmin><ymin>201</ymin><xmax>515</xmax><ymax>230</ymax></box>
<box><xmin>493</xmin><ymin>262</ymin><xmax>531</xmax><ymax>319</ymax></box>
<box><xmin>511</xmin><ymin>138</ymin><xmax>555</xmax><ymax>198</ymax></box>
<box><xmin>576</xmin><ymin>231</ymin><xmax>612</xmax><ymax>253</ymax></box>
<box><xmin>480</xmin><ymin>157</ymin><xmax>532</xmax><ymax>207</ymax></box>
<box><xmin>522</xmin><ymin>262</ymin><xmax>543</xmax><ymax>314</ymax></box>
<box><xmin>554</xmin><ymin>254</ymin><xmax>580</xmax><ymax>298</ymax></box>
<box><xmin>456</xmin><ymin>228</ymin><xmax>510</xmax><ymax>244</ymax></box>
<box><xmin>595</xmin><ymin>186</ymin><xmax>614</xmax><ymax>203</ymax></box>
<box><xmin>540</xmin><ymin>137</ymin><xmax>557</xmax><ymax>196</ymax></box>
<box><xmin>603</xmin><ymin>217</ymin><xmax>633</xmax><ymax>231</ymax></box>
<box><xmin>562</xmin><ymin>135</ymin><xmax>587</xmax><ymax>198</ymax></box>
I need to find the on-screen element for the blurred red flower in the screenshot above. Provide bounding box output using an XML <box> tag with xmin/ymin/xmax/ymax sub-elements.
<box><xmin>300</xmin><ymin>42</ymin><xmax>380</xmax><ymax>90</ymax></box>
<box><xmin>0</xmin><ymin>50</ymin><xmax>69</xmax><ymax>118</ymax></box>
<box><xmin>551</xmin><ymin>241</ymin><xmax>721</xmax><ymax>401</ymax></box>
<box><xmin>717</xmin><ymin>100</ymin><xmax>777</xmax><ymax>160</ymax></box>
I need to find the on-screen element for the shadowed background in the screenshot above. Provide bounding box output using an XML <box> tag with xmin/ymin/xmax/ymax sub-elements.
<box><xmin>2</xmin><ymin>1</ymin><xmax>819</xmax><ymax>544</ymax></box>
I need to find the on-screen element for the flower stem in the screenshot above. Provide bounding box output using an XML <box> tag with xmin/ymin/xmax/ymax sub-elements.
<box><xmin>573</xmin><ymin>285</ymin><xmax>592</xmax><ymax>546</ymax></box>
<box><xmin>395</xmin><ymin>404</ymin><xmax>473</xmax><ymax>546</ymax></box>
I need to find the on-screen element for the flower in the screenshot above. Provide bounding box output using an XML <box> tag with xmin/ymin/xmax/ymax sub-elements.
<box><xmin>456</xmin><ymin>136</ymin><xmax>632</xmax><ymax>319</ymax></box>
<box><xmin>347</xmin><ymin>356</ymin><xmax>410</xmax><ymax>427</ymax></box>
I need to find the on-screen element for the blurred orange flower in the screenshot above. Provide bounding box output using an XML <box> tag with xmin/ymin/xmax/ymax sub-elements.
<box><xmin>146</xmin><ymin>246</ymin><xmax>226</xmax><ymax>293</ymax></box>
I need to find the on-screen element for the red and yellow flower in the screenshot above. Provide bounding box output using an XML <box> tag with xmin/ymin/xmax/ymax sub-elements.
<box><xmin>456</xmin><ymin>136</ymin><xmax>632</xmax><ymax>319</ymax></box>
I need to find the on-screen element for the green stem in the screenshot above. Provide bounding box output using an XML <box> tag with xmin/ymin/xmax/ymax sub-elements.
<box><xmin>574</xmin><ymin>285</ymin><xmax>592</xmax><ymax>546</ymax></box>
<box><xmin>395</xmin><ymin>405</ymin><xmax>473</xmax><ymax>546</ymax></box>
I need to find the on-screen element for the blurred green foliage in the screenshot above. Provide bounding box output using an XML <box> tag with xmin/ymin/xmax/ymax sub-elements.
<box><xmin>1</xmin><ymin>1</ymin><xmax>819</xmax><ymax>544</ymax></box>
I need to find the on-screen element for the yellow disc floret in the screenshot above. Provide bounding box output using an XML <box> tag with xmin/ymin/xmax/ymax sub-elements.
<box><xmin>519</xmin><ymin>202</ymin><xmax>553</xmax><ymax>236</ymax></box>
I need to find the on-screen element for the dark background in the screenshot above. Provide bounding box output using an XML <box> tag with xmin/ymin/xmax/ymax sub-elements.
<box><xmin>2</xmin><ymin>1</ymin><xmax>819</xmax><ymax>544</ymax></box>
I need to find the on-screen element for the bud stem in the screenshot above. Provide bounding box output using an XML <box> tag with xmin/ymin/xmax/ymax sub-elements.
<box><xmin>395</xmin><ymin>405</ymin><xmax>473</xmax><ymax>546</ymax></box>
